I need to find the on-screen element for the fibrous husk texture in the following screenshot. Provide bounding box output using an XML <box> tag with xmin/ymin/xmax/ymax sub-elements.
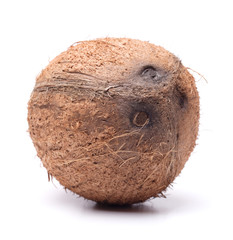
<box><xmin>28</xmin><ymin>38</ymin><xmax>199</xmax><ymax>205</ymax></box>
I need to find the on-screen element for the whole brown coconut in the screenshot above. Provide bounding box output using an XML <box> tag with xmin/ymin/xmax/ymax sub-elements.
<box><xmin>28</xmin><ymin>38</ymin><xmax>199</xmax><ymax>205</ymax></box>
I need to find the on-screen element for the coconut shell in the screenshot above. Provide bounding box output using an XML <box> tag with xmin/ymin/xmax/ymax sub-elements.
<box><xmin>28</xmin><ymin>38</ymin><xmax>199</xmax><ymax>205</ymax></box>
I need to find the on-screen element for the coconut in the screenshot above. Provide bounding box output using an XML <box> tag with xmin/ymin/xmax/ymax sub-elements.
<box><xmin>27</xmin><ymin>38</ymin><xmax>199</xmax><ymax>205</ymax></box>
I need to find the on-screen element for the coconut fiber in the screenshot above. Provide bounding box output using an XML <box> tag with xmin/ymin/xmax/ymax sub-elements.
<box><xmin>28</xmin><ymin>38</ymin><xmax>199</xmax><ymax>205</ymax></box>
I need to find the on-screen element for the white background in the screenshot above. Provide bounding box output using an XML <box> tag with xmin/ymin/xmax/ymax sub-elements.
<box><xmin>0</xmin><ymin>0</ymin><xmax>233</xmax><ymax>239</ymax></box>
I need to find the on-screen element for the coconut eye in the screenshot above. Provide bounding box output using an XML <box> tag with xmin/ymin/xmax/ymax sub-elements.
<box><xmin>133</xmin><ymin>111</ymin><xmax>149</xmax><ymax>127</ymax></box>
<box><xmin>141</xmin><ymin>66</ymin><xmax>158</xmax><ymax>80</ymax></box>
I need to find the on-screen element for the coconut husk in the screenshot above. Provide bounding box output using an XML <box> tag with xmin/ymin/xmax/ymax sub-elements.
<box><xmin>28</xmin><ymin>38</ymin><xmax>199</xmax><ymax>205</ymax></box>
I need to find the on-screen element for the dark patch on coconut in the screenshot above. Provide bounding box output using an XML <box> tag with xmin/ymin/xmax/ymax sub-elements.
<box><xmin>132</xmin><ymin>111</ymin><xmax>149</xmax><ymax>127</ymax></box>
<box><xmin>141</xmin><ymin>66</ymin><xmax>158</xmax><ymax>79</ymax></box>
<box><xmin>129</xmin><ymin>101</ymin><xmax>159</xmax><ymax>129</ymax></box>
<box><xmin>178</xmin><ymin>91</ymin><xmax>188</xmax><ymax>109</ymax></box>
<box><xmin>140</xmin><ymin>65</ymin><xmax>168</xmax><ymax>84</ymax></box>
<box><xmin>174</xmin><ymin>86</ymin><xmax>188</xmax><ymax>109</ymax></box>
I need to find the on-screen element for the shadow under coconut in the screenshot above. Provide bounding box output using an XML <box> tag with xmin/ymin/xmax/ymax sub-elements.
<box><xmin>92</xmin><ymin>202</ymin><xmax>158</xmax><ymax>214</ymax></box>
<box><xmin>44</xmin><ymin>186</ymin><xmax>206</xmax><ymax>216</ymax></box>
<box><xmin>90</xmin><ymin>191</ymin><xmax>206</xmax><ymax>215</ymax></box>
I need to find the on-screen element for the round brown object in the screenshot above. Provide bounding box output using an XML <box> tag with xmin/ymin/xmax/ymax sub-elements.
<box><xmin>28</xmin><ymin>38</ymin><xmax>199</xmax><ymax>205</ymax></box>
